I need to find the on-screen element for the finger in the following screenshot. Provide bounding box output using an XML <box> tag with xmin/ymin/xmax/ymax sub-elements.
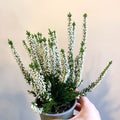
<box><xmin>74</xmin><ymin>90</ymin><xmax>79</xmax><ymax>93</ymax></box>
<box><xmin>78</xmin><ymin>96</ymin><xmax>91</xmax><ymax>108</ymax></box>
<box><xmin>74</xmin><ymin>90</ymin><xmax>81</xmax><ymax>93</ymax></box>
<box><xmin>72</xmin><ymin>114</ymin><xmax>75</xmax><ymax>117</ymax></box>
<box><xmin>74</xmin><ymin>104</ymin><xmax>81</xmax><ymax>111</ymax></box>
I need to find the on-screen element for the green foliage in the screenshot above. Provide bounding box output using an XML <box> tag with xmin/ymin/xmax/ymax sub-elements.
<box><xmin>83</xmin><ymin>13</ymin><xmax>87</xmax><ymax>18</ymax></box>
<box><xmin>29</xmin><ymin>61</ymin><xmax>40</xmax><ymax>71</ymax></box>
<box><xmin>81</xmin><ymin>41</ymin><xmax>85</xmax><ymax>46</ymax></box>
<box><xmin>61</xmin><ymin>49</ymin><xmax>65</xmax><ymax>54</ymax></box>
<box><xmin>48</xmin><ymin>29</ymin><xmax>53</xmax><ymax>36</ymax></box>
<box><xmin>68</xmin><ymin>12</ymin><xmax>72</xmax><ymax>18</ymax></box>
<box><xmin>8</xmin><ymin>39</ymin><xmax>13</xmax><ymax>48</ymax></box>
<box><xmin>50</xmin><ymin>42</ymin><xmax>54</xmax><ymax>48</ymax></box>
<box><xmin>42</xmin><ymin>100</ymin><xmax>58</xmax><ymax>113</ymax></box>
<box><xmin>47</xmin><ymin>74</ymin><xmax>76</xmax><ymax>103</ymax></box>
<box><xmin>32</xmin><ymin>101</ymin><xmax>36</xmax><ymax>105</ymax></box>
<box><xmin>72</xmin><ymin>22</ymin><xmax>76</xmax><ymax>26</ymax></box>
<box><xmin>26</xmin><ymin>30</ymin><xmax>31</xmax><ymax>36</ymax></box>
<box><xmin>29</xmin><ymin>62</ymin><xmax>34</xmax><ymax>69</ymax></box>
<box><xmin>28</xmin><ymin>90</ymin><xmax>37</xmax><ymax>97</ymax></box>
<box><xmin>37</xmin><ymin>32</ymin><xmax>42</xmax><ymax>36</ymax></box>
<box><xmin>80</xmin><ymin>47</ymin><xmax>84</xmax><ymax>53</ymax></box>
<box><xmin>40</xmin><ymin>73</ymin><xmax>79</xmax><ymax>113</ymax></box>
<box><xmin>22</xmin><ymin>40</ymin><xmax>31</xmax><ymax>53</ymax></box>
<box><xmin>43</xmin><ymin>37</ymin><xmax>46</xmax><ymax>42</ymax></box>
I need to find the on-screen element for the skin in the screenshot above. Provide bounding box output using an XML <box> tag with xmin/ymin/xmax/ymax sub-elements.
<box><xmin>69</xmin><ymin>96</ymin><xmax>101</xmax><ymax>120</ymax></box>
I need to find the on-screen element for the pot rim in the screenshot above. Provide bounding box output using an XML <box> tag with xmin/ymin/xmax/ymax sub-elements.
<box><xmin>41</xmin><ymin>99</ymin><xmax>77</xmax><ymax>116</ymax></box>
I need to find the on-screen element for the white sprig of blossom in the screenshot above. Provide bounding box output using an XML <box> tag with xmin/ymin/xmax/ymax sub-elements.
<box><xmin>60</xmin><ymin>49</ymin><xmax>70</xmax><ymax>82</ymax></box>
<box><xmin>30</xmin><ymin>69</ymin><xmax>46</xmax><ymax>95</ymax></box>
<box><xmin>67</xmin><ymin>13</ymin><xmax>76</xmax><ymax>82</ymax></box>
<box><xmin>74</xmin><ymin>13</ymin><xmax>87</xmax><ymax>87</ymax></box>
<box><xmin>43</xmin><ymin>39</ymin><xmax>51</xmax><ymax>73</ymax></box>
<box><xmin>48</xmin><ymin>30</ymin><xmax>62</xmax><ymax>78</ymax></box>
<box><xmin>8</xmin><ymin>41</ymin><xmax>33</xmax><ymax>85</ymax></box>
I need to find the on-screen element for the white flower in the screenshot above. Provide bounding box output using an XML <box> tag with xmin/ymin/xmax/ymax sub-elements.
<box><xmin>31</xmin><ymin>104</ymin><xmax>43</xmax><ymax>114</ymax></box>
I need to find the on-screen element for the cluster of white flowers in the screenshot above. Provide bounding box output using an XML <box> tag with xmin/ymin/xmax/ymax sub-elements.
<box><xmin>60</xmin><ymin>49</ymin><xmax>70</xmax><ymax>82</ymax></box>
<box><xmin>9</xmin><ymin>40</ymin><xmax>33</xmax><ymax>85</ymax></box>
<box><xmin>74</xmin><ymin>14</ymin><xmax>87</xmax><ymax>87</ymax></box>
<box><xmin>31</xmin><ymin>103</ymin><xmax>43</xmax><ymax>114</ymax></box>
<box><xmin>67</xmin><ymin>13</ymin><xmax>75</xmax><ymax>81</ymax></box>
<box><xmin>27</xmin><ymin>34</ymin><xmax>43</xmax><ymax>73</ymax></box>
<box><xmin>8</xmin><ymin>14</ymin><xmax>87</xmax><ymax>110</ymax></box>
<box><xmin>8</xmin><ymin>13</ymin><xmax>112</xmax><ymax>114</ymax></box>
<box><xmin>30</xmin><ymin>69</ymin><xmax>46</xmax><ymax>95</ymax></box>
<box><xmin>43</xmin><ymin>38</ymin><xmax>51</xmax><ymax>73</ymax></box>
<box><xmin>48</xmin><ymin>30</ymin><xmax>63</xmax><ymax>79</ymax></box>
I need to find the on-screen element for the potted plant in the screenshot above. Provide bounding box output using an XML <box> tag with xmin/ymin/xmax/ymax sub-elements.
<box><xmin>8</xmin><ymin>13</ymin><xmax>112</xmax><ymax>120</ymax></box>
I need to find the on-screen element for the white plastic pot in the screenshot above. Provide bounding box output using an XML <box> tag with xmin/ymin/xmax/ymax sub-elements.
<box><xmin>40</xmin><ymin>99</ymin><xmax>77</xmax><ymax>120</ymax></box>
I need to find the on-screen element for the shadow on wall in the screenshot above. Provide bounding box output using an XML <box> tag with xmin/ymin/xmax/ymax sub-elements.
<box><xmin>0</xmin><ymin>92</ymin><xmax>37</xmax><ymax>120</ymax></box>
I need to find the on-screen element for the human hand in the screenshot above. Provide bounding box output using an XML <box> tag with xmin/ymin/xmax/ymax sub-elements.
<box><xmin>69</xmin><ymin>96</ymin><xmax>101</xmax><ymax>120</ymax></box>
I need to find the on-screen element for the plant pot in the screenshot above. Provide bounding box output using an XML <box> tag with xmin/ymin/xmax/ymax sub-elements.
<box><xmin>40</xmin><ymin>99</ymin><xmax>77</xmax><ymax>120</ymax></box>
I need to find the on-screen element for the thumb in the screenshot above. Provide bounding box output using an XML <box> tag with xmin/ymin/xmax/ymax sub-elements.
<box><xmin>78</xmin><ymin>96</ymin><xmax>91</xmax><ymax>108</ymax></box>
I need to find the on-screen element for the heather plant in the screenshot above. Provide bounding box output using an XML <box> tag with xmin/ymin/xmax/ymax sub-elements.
<box><xmin>8</xmin><ymin>13</ymin><xmax>112</xmax><ymax>114</ymax></box>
